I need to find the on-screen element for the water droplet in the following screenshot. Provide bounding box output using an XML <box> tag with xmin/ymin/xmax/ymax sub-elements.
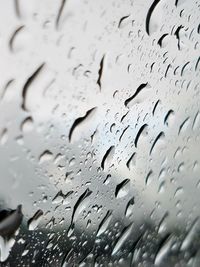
<box><xmin>124</xmin><ymin>83</ymin><xmax>149</xmax><ymax>108</ymax></box>
<box><xmin>154</xmin><ymin>235</ymin><xmax>174</xmax><ymax>266</ymax></box>
<box><xmin>21</xmin><ymin>116</ymin><xmax>33</xmax><ymax>133</ymax></box>
<box><xmin>69</xmin><ymin>107</ymin><xmax>97</xmax><ymax>143</ymax></box>
<box><xmin>96</xmin><ymin>210</ymin><xmax>112</xmax><ymax>237</ymax></box>
<box><xmin>70</xmin><ymin>188</ymin><xmax>92</xmax><ymax>226</ymax></box>
<box><xmin>146</xmin><ymin>0</ymin><xmax>163</xmax><ymax>35</ymax></box>
<box><xmin>125</xmin><ymin>197</ymin><xmax>134</xmax><ymax>217</ymax></box>
<box><xmin>164</xmin><ymin>110</ymin><xmax>175</xmax><ymax>126</ymax></box>
<box><xmin>126</xmin><ymin>152</ymin><xmax>136</xmax><ymax>170</ymax></box>
<box><xmin>111</xmin><ymin>223</ymin><xmax>133</xmax><ymax>255</ymax></box>
<box><xmin>181</xmin><ymin>218</ymin><xmax>199</xmax><ymax>251</ymax></box>
<box><xmin>178</xmin><ymin>117</ymin><xmax>190</xmax><ymax>135</ymax></box>
<box><xmin>118</xmin><ymin>15</ymin><xmax>130</xmax><ymax>29</ymax></box>
<box><xmin>21</xmin><ymin>63</ymin><xmax>45</xmax><ymax>111</ymax></box>
<box><xmin>150</xmin><ymin>132</ymin><xmax>165</xmax><ymax>155</ymax></box>
<box><xmin>28</xmin><ymin>209</ymin><xmax>43</xmax><ymax>231</ymax></box>
<box><xmin>39</xmin><ymin>150</ymin><xmax>53</xmax><ymax>163</ymax></box>
<box><xmin>115</xmin><ymin>179</ymin><xmax>130</xmax><ymax>198</ymax></box>
<box><xmin>97</xmin><ymin>55</ymin><xmax>105</xmax><ymax>91</ymax></box>
<box><xmin>101</xmin><ymin>146</ymin><xmax>115</xmax><ymax>170</ymax></box>
<box><xmin>55</xmin><ymin>0</ymin><xmax>67</xmax><ymax>30</ymax></box>
<box><xmin>145</xmin><ymin>170</ymin><xmax>153</xmax><ymax>185</ymax></box>
<box><xmin>135</xmin><ymin>124</ymin><xmax>148</xmax><ymax>148</ymax></box>
<box><xmin>0</xmin><ymin>129</ymin><xmax>8</xmax><ymax>145</ymax></box>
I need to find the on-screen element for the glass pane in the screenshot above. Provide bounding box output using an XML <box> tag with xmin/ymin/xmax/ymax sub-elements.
<box><xmin>0</xmin><ymin>0</ymin><xmax>199</xmax><ymax>266</ymax></box>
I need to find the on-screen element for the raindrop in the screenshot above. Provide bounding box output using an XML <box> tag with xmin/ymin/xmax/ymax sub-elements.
<box><xmin>174</xmin><ymin>25</ymin><xmax>184</xmax><ymax>50</ymax></box>
<box><xmin>21</xmin><ymin>116</ymin><xmax>34</xmax><ymax>133</ymax></box>
<box><xmin>97</xmin><ymin>55</ymin><xmax>105</xmax><ymax>91</ymax></box>
<box><xmin>52</xmin><ymin>191</ymin><xmax>64</xmax><ymax>205</ymax></box>
<box><xmin>0</xmin><ymin>129</ymin><xmax>8</xmax><ymax>145</ymax></box>
<box><xmin>96</xmin><ymin>210</ymin><xmax>112</xmax><ymax>237</ymax></box>
<box><xmin>180</xmin><ymin>218</ymin><xmax>199</xmax><ymax>251</ymax></box>
<box><xmin>118</xmin><ymin>15</ymin><xmax>130</xmax><ymax>29</ymax></box>
<box><xmin>181</xmin><ymin>62</ymin><xmax>190</xmax><ymax>76</ymax></box>
<box><xmin>39</xmin><ymin>150</ymin><xmax>53</xmax><ymax>163</ymax></box>
<box><xmin>111</xmin><ymin>223</ymin><xmax>133</xmax><ymax>255</ymax></box>
<box><xmin>120</xmin><ymin>111</ymin><xmax>129</xmax><ymax>123</ymax></box>
<box><xmin>152</xmin><ymin>100</ymin><xmax>161</xmax><ymax>116</ymax></box>
<box><xmin>14</xmin><ymin>0</ymin><xmax>20</xmax><ymax>18</ymax></box>
<box><xmin>157</xmin><ymin>212</ymin><xmax>169</xmax><ymax>234</ymax></box>
<box><xmin>103</xmin><ymin>174</ymin><xmax>111</xmax><ymax>185</ymax></box>
<box><xmin>178</xmin><ymin>117</ymin><xmax>190</xmax><ymax>135</ymax></box>
<box><xmin>21</xmin><ymin>63</ymin><xmax>45</xmax><ymax>111</ymax></box>
<box><xmin>55</xmin><ymin>0</ymin><xmax>67</xmax><ymax>30</ymax></box>
<box><xmin>101</xmin><ymin>146</ymin><xmax>115</xmax><ymax>170</ymax></box>
<box><xmin>9</xmin><ymin>25</ymin><xmax>25</xmax><ymax>52</ymax></box>
<box><xmin>28</xmin><ymin>209</ymin><xmax>43</xmax><ymax>231</ymax></box>
<box><xmin>154</xmin><ymin>234</ymin><xmax>174</xmax><ymax>266</ymax></box>
<box><xmin>70</xmin><ymin>188</ymin><xmax>92</xmax><ymax>226</ymax></box>
<box><xmin>115</xmin><ymin>179</ymin><xmax>130</xmax><ymax>198</ymax></box>
<box><xmin>145</xmin><ymin>0</ymin><xmax>162</xmax><ymax>35</ymax></box>
<box><xmin>192</xmin><ymin>111</ymin><xmax>200</xmax><ymax>130</ymax></box>
<box><xmin>145</xmin><ymin>170</ymin><xmax>153</xmax><ymax>185</ymax></box>
<box><xmin>157</xmin><ymin>34</ymin><xmax>169</xmax><ymax>47</ymax></box>
<box><xmin>124</xmin><ymin>83</ymin><xmax>149</xmax><ymax>108</ymax></box>
<box><xmin>135</xmin><ymin>124</ymin><xmax>148</xmax><ymax>148</ymax></box>
<box><xmin>125</xmin><ymin>197</ymin><xmax>134</xmax><ymax>217</ymax></box>
<box><xmin>158</xmin><ymin>181</ymin><xmax>165</xmax><ymax>194</ymax></box>
<box><xmin>150</xmin><ymin>131</ymin><xmax>165</xmax><ymax>155</ymax></box>
<box><xmin>68</xmin><ymin>107</ymin><xmax>97</xmax><ymax>143</ymax></box>
<box><xmin>0</xmin><ymin>79</ymin><xmax>14</xmax><ymax>100</ymax></box>
<box><xmin>164</xmin><ymin>110</ymin><xmax>175</xmax><ymax>126</ymax></box>
<box><xmin>119</xmin><ymin>126</ymin><xmax>129</xmax><ymax>141</ymax></box>
<box><xmin>174</xmin><ymin>187</ymin><xmax>184</xmax><ymax>197</ymax></box>
<box><xmin>126</xmin><ymin>152</ymin><xmax>136</xmax><ymax>170</ymax></box>
<box><xmin>195</xmin><ymin>56</ymin><xmax>200</xmax><ymax>71</ymax></box>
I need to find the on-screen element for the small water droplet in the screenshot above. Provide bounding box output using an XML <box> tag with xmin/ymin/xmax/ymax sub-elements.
<box><xmin>39</xmin><ymin>150</ymin><xmax>53</xmax><ymax>163</ymax></box>
<box><xmin>0</xmin><ymin>129</ymin><xmax>8</xmax><ymax>145</ymax></box>
<box><xmin>21</xmin><ymin>116</ymin><xmax>34</xmax><ymax>133</ymax></box>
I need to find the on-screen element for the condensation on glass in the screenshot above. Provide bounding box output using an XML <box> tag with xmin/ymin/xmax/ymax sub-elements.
<box><xmin>0</xmin><ymin>0</ymin><xmax>199</xmax><ymax>266</ymax></box>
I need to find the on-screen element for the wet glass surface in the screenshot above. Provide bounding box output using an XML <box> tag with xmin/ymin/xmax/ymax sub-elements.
<box><xmin>0</xmin><ymin>0</ymin><xmax>200</xmax><ymax>266</ymax></box>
